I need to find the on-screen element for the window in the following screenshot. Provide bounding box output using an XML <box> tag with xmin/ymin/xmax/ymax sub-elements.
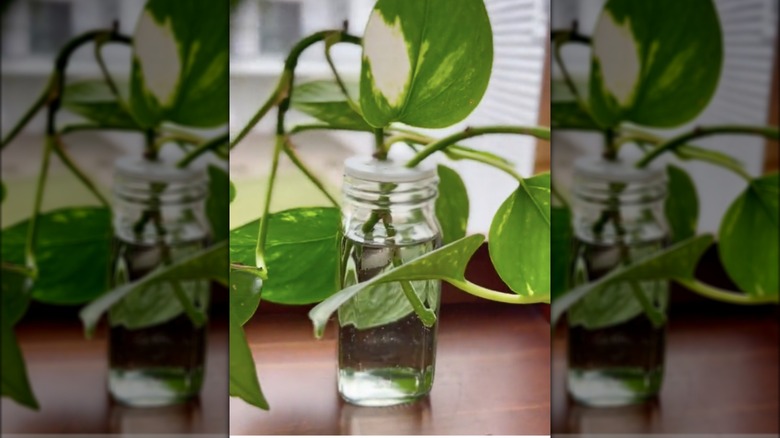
<box><xmin>259</xmin><ymin>1</ymin><xmax>302</xmax><ymax>55</ymax></box>
<box><xmin>29</xmin><ymin>1</ymin><xmax>73</xmax><ymax>55</ymax></box>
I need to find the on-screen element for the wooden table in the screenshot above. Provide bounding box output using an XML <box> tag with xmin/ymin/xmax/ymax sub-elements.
<box><xmin>0</xmin><ymin>317</ymin><xmax>229</xmax><ymax>435</ymax></box>
<box><xmin>552</xmin><ymin>306</ymin><xmax>780</xmax><ymax>435</ymax></box>
<box><xmin>230</xmin><ymin>302</ymin><xmax>551</xmax><ymax>435</ymax></box>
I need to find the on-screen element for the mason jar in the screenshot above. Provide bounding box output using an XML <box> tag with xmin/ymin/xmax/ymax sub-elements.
<box><xmin>108</xmin><ymin>157</ymin><xmax>211</xmax><ymax>406</ymax></box>
<box><xmin>338</xmin><ymin>157</ymin><xmax>442</xmax><ymax>406</ymax></box>
<box><xmin>567</xmin><ymin>156</ymin><xmax>669</xmax><ymax>406</ymax></box>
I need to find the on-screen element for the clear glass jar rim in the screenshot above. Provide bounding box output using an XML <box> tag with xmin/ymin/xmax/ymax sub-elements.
<box><xmin>344</xmin><ymin>156</ymin><xmax>436</xmax><ymax>183</ymax></box>
<box><xmin>114</xmin><ymin>156</ymin><xmax>207</xmax><ymax>184</ymax></box>
<box><xmin>574</xmin><ymin>156</ymin><xmax>665</xmax><ymax>184</ymax></box>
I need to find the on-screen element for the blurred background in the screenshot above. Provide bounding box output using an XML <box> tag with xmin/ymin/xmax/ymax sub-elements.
<box><xmin>550</xmin><ymin>0</ymin><xmax>779</xmax><ymax>435</ymax></box>
<box><xmin>1</xmin><ymin>1</ymin><xmax>228</xmax><ymax>434</ymax></box>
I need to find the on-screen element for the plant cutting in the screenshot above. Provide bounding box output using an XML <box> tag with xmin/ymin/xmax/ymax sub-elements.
<box><xmin>549</xmin><ymin>0</ymin><xmax>778</xmax><ymax>406</ymax></box>
<box><xmin>229</xmin><ymin>0</ymin><xmax>551</xmax><ymax>409</ymax></box>
<box><xmin>1</xmin><ymin>0</ymin><xmax>229</xmax><ymax>409</ymax></box>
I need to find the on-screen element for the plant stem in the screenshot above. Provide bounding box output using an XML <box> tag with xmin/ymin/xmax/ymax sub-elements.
<box><xmin>324</xmin><ymin>35</ymin><xmax>361</xmax><ymax>114</ymax></box>
<box><xmin>177</xmin><ymin>132</ymin><xmax>229</xmax><ymax>168</ymax></box>
<box><xmin>551</xmin><ymin>28</ymin><xmax>592</xmax><ymax>116</ymax></box>
<box><xmin>391</xmin><ymin>249</ymin><xmax>437</xmax><ymax>327</ymax></box>
<box><xmin>230</xmin><ymin>30</ymin><xmax>361</xmax><ymax>150</ymax></box>
<box><xmin>628</xmin><ymin>281</ymin><xmax>666</xmax><ymax>328</ymax></box>
<box><xmin>449</xmin><ymin>279</ymin><xmax>547</xmax><ymax>304</ymax></box>
<box><xmin>675</xmin><ymin>278</ymin><xmax>778</xmax><ymax>305</ymax></box>
<box><xmin>289</xmin><ymin>124</ymin><xmax>368</xmax><ymax>136</ymax></box>
<box><xmin>637</xmin><ymin>125</ymin><xmax>780</xmax><ymax>168</ymax></box>
<box><xmin>405</xmin><ymin>126</ymin><xmax>550</xmax><ymax>167</ymax></box>
<box><xmin>373</xmin><ymin>128</ymin><xmax>387</xmax><ymax>160</ymax></box>
<box><xmin>281</xmin><ymin>138</ymin><xmax>339</xmax><ymax>207</ymax></box>
<box><xmin>253</xmin><ymin>135</ymin><xmax>284</xmax><ymax>279</ymax></box>
<box><xmin>1</xmin><ymin>76</ymin><xmax>53</xmax><ymax>150</ymax></box>
<box><xmin>59</xmin><ymin>124</ymin><xmax>140</xmax><ymax>136</ymax></box>
<box><xmin>25</xmin><ymin>136</ymin><xmax>54</xmax><ymax>274</ymax></box>
<box><xmin>50</xmin><ymin>135</ymin><xmax>110</xmax><ymax>207</ymax></box>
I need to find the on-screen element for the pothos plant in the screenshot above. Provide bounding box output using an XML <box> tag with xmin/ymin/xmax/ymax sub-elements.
<box><xmin>548</xmin><ymin>0</ymin><xmax>779</xmax><ymax>328</ymax></box>
<box><xmin>228</xmin><ymin>0</ymin><xmax>551</xmax><ymax>410</ymax></box>
<box><xmin>1</xmin><ymin>0</ymin><xmax>229</xmax><ymax>410</ymax></box>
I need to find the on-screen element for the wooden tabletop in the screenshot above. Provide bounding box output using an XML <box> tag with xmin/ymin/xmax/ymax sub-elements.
<box><xmin>0</xmin><ymin>318</ymin><xmax>229</xmax><ymax>435</ymax></box>
<box><xmin>552</xmin><ymin>306</ymin><xmax>780</xmax><ymax>435</ymax></box>
<box><xmin>230</xmin><ymin>302</ymin><xmax>551</xmax><ymax>435</ymax></box>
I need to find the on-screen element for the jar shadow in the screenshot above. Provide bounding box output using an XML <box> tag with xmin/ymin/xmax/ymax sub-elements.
<box><xmin>108</xmin><ymin>398</ymin><xmax>204</xmax><ymax>434</ymax></box>
<box><xmin>564</xmin><ymin>396</ymin><xmax>663</xmax><ymax>434</ymax></box>
<box><xmin>338</xmin><ymin>396</ymin><xmax>433</xmax><ymax>435</ymax></box>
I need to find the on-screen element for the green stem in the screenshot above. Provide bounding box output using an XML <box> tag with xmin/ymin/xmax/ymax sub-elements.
<box><xmin>450</xmin><ymin>279</ymin><xmax>546</xmax><ymax>304</ymax></box>
<box><xmin>551</xmin><ymin>29</ymin><xmax>592</xmax><ymax>116</ymax></box>
<box><xmin>25</xmin><ymin>136</ymin><xmax>54</xmax><ymax>274</ymax></box>
<box><xmin>1</xmin><ymin>76</ymin><xmax>53</xmax><ymax>150</ymax></box>
<box><xmin>170</xmin><ymin>280</ymin><xmax>207</xmax><ymax>327</ymax></box>
<box><xmin>281</xmin><ymin>138</ymin><xmax>339</xmax><ymax>207</ymax></box>
<box><xmin>289</xmin><ymin>124</ymin><xmax>368</xmax><ymax>135</ymax></box>
<box><xmin>59</xmin><ymin>123</ymin><xmax>140</xmax><ymax>136</ymax></box>
<box><xmin>637</xmin><ymin>125</ymin><xmax>779</xmax><ymax>168</ymax></box>
<box><xmin>50</xmin><ymin>135</ymin><xmax>110</xmax><ymax>207</ymax></box>
<box><xmin>406</xmin><ymin>126</ymin><xmax>550</xmax><ymax>167</ymax></box>
<box><xmin>373</xmin><ymin>128</ymin><xmax>387</xmax><ymax>160</ymax></box>
<box><xmin>392</xmin><ymin>249</ymin><xmax>437</xmax><ymax>327</ymax></box>
<box><xmin>628</xmin><ymin>281</ymin><xmax>666</xmax><ymax>328</ymax></box>
<box><xmin>324</xmin><ymin>36</ymin><xmax>362</xmax><ymax>114</ymax></box>
<box><xmin>230</xmin><ymin>30</ymin><xmax>361</xmax><ymax>150</ymax></box>
<box><xmin>177</xmin><ymin>132</ymin><xmax>229</xmax><ymax>168</ymax></box>
<box><xmin>1</xmin><ymin>262</ymin><xmax>36</xmax><ymax>277</ymax></box>
<box><xmin>254</xmin><ymin>135</ymin><xmax>284</xmax><ymax>279</ymax></box>
<box><xmin>675</xmin><ymin>279</ymin><xmax>779</xmax><ymax>305</ymax></box>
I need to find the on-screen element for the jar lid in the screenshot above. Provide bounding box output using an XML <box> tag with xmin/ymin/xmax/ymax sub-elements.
<box><xmin>344</xmin><ymin>156</ymin><xmax>436</xmax><ymax>183</ymax></box>
<box><xmin>115</xmin><ymin>156</ymin><xmax>207</xmax><ymax>184</ymax></box>
<box><xmin>573</xmin><ymin>156</ymin><xmax>665</xmax><ymax>184</ymax></box>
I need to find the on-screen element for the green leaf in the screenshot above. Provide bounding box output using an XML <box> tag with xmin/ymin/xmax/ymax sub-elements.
<box><xmin>130</xmin><ymin>0</ymin><xmax>229</xmax><ymax>128</ymax></box>
<box><xmin>551</xmin><ymin>205</ymin><xmax>573</xmax><ymax>301</ymax></box>
<box><xmin>551</xmin><ymin>234</ymin><xmax>713</xmax><ymax>326</ymax></box>
<box><xmin>80</xmin><ymin>241</ymin><xmax>228</xmax><ymax>336</ymax></box>
<box><xmin>1</xmin><ymin>318</ymin><xmax>39</xmax><ymax>410</ymax></box>
<box><xmin>489</xmin><ymin>173</ymin><xmax>550</xmax><ymax>298</ymax></box>
<box><xmin>1</xmin><ymin>268</ymin><xmax>33</xmax><ymax>326</ymax></box>
<box><xmin>230</xmin><ymin>269</ymin><xmax>263</xmax><ymax>327</ymax></box>
<box><xmin>107</xmin><ymin>279</ymin><xmax>209</xmax><ymax>331</ymax></box>
<box><xmin>61</xmin><ymin>80</ymin><xmax>140</xmax><ymax>129</ymax></box>
<box><xmin>229</xmin><ymin>309</ymin><xmax>268</xmax><ymax>410</ymax></box>
<box><xmin>550</xmin><ymin>101</ymin><xmax>599</xmax><ymax>131</ymax></box>
<box><xmin>290</xmin><ymin>80</ymin><xmax>372</xmax><ymax>131</ymax></box>
<box><xmin>568</xmin><ymin>278</ymin><xmax>668</xmax><ymax>330</ymax></box>
<box><xmin>359</xmin><ymin>0</ymin><xmax>493</xmax><ymax>128</ymax></box>
<box><xmin>1</xmin><ymin>207</ymin><xmax>112</xmax><ymax>305</ymax></box>
<box><xmin>664</xmin><ymin>165</ymin><xmax>698</xmax><ymax>244</ymax></box>
<box><xmin>435</xmin><ymin>165</ymin><xmax>469</xmax><ymax>245</ymax></box>
<box><xmin>310</xmin><ymin>234</ymin><xmax>484</xmax><ymax>338</ymax></box>
<box><xmin>229</xmin><ymin>180</ymin><xmax>237</xmax><ymax>203</ymax></box>
<box><xmin>229</xmin><ymin>208</ymin><xmax>340</xmax><ymax>305</ymax></box>
<box><xmin>718</xmin><ymin>173</ymin><xmax>779</xmax><ymax>297</ymax></box>
<box><xmin>207</xmin><ymin>165</ymin><xmax>230</xmax><ymax>242</ymax></box>
<box><xmin>588</xmin><ymin>0</ymin><xmax>722</xmax><ymax>127</ymax></box>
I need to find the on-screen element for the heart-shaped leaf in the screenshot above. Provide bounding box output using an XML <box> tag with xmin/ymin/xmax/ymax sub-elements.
<box><xmin>588</xmin><ymin>0</ymin><xmax>722</xmax><ymax>127</ymax></box>
<box><xmin>309</xmin><ymin>234</ymin><xmax>484</xmax><ymax>338</ymax></box>
<box><xmin>489</xmin><ymin>173</ymin><xmax>550</xmax><ymax>298</ymax></box>
<box><xmin>552</xmin><ymin>234</ymin><xmax>713</xmax><ymax>326</ymax></box>
<box><xmin>1</xmin><ymin>318</ymin><xmax>38</xmax><ymax>410</ymax></box>
<box><xmin>719</xmin><ymin>173</ymin><xmax>779</xmax><ymax>298</ymax></box>
<box><xmin>80</xmin><ymin>241</ymin><xmax>228</xmax><ymax>336</ymax></box>
<box><xmin>664</xmin><ymin>165</ymin><xmax>698</xmax><ymax>244</ymax></box>
<box><xmin>230</xmin><ymin>269</ymin><xmax>263</xmax><ymax>327</ymax></box>
<box><xmin>229</xmin><ymin>208</ymin><xmax>340</xmax><ymax>305</ymax></box>
<box><xmin>435</xmin><ymin>165</ymin><xmax>469</xmax><ymax>245</ymax></box>
<box><xmin>290</xmin><ymin>80</ymin><xmax>372</xmax><ymax>131</ymax></box>
<box><xmin>229</xmin><ymin>309</ymin><xmax>268</xmax><ymax>410</ymax></box>
<box><xmin>130</xmin><ymin>0</ymin><xmax>229</xmax><ymax>128</ymax></box>
<box><xmin>551</xmin><ymin>205</ymin><xmax>573</xmax><ymax>301</ymax></box>
<box><xmin>1</xmin><ymin>207</ymin><xmax>112</xmax><ymax>305</ymax></box>
<box><xmin>62</xmin><ymin>80</ymin><xmax>140</xmax><ymax>129</ymax></box>
<box><xmin>359</xmin><ymin>0</ymin><xmax>493</xmax><ymax>128</ymax></box>
<box><xmin>207</xmin><ymin>165</ymin><xmax>230</xmax><ymax>242</ymax></box>
<box><xmin>550</xmin><ymin>101</ymin><xmax>599</xmax><ymax>131</ymax></box>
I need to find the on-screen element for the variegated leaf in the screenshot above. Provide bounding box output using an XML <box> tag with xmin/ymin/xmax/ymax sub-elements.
<box><xmin>359</xmin><ymin>0</ymin><xmax>493</xmax><ymax>128</ymax></box>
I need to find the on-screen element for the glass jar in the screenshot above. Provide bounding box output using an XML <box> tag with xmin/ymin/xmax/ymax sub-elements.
<box><xmin>108</xmin><ymin>157</ymin><xmax>211</xmax><ymax>406</ymax></box>
<box><xmin>338</xmin><ymin>157</ymin><xmax>442</xmax><ymax>407</ymax></box>
<box><xmin>567</xmin><ymin>156</ymin><xmax>669</xmax><ymax>406</ymax></box>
